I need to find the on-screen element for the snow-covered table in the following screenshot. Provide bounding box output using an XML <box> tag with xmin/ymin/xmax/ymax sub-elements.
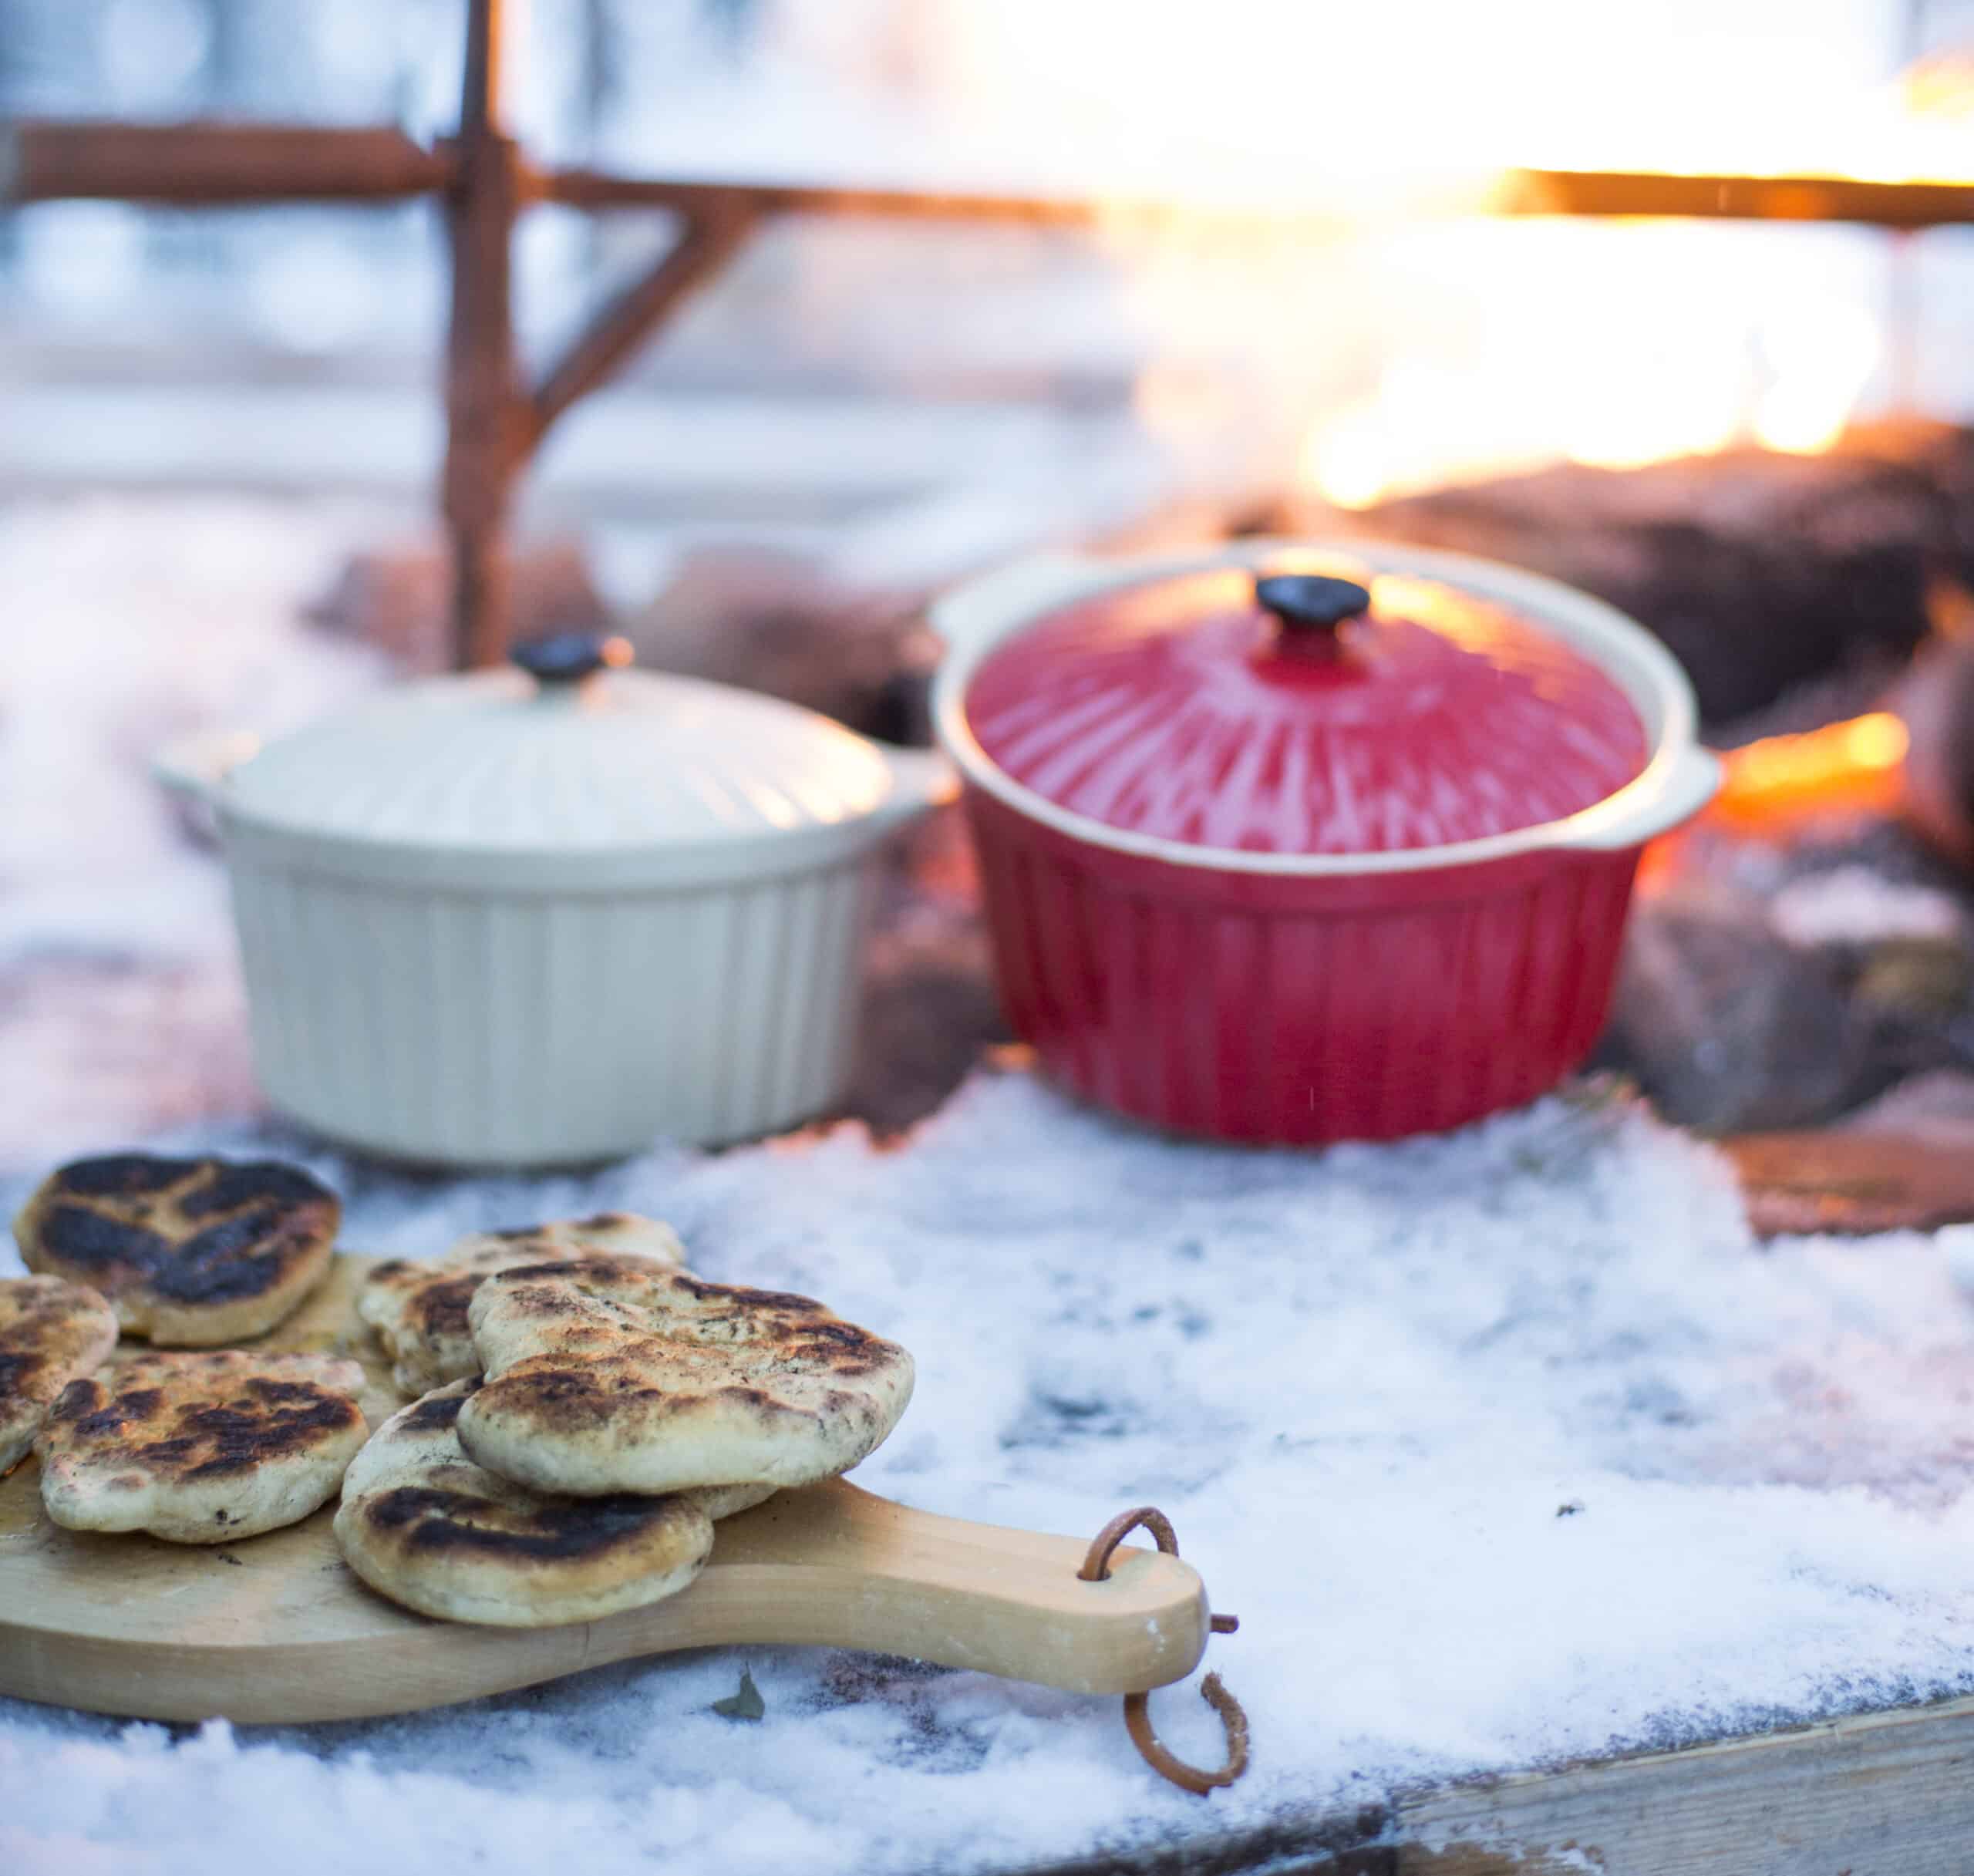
<box><xmin>8</xmin><ymin>1069</ymin><xmax>1974</xmax><ymax>1876</ymax></box>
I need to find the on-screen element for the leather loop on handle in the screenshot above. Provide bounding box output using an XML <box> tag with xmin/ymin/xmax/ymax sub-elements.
<box><xmin>1080</xmin><ymin>1504</ymin><xmax>1251</xmax><ymax>1795</ymax></box>
<box><xmin>1079</xmin><ymin>1507</ymin><xmax>1178</xmax><ymax>1581</ymax></box>
<box><xmin>1123</xmin><ymin>1675</ymin><xmax>1251</xmax><ymax>1795</ymax></box>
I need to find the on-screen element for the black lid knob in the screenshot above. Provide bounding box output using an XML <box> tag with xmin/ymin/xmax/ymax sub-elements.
<box><xmin>1255</xmin><ymin>574</ymin><xmax>1373</xmax><ymax>637</ymax></box>
<box><xmin>510</xmin><ymin>632</ymin><xmax>632</xmax><ymax>685</ymax></box>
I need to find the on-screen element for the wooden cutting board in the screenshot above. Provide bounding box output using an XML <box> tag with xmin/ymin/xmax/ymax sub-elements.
<box><xmin>0</xmin><ymin>1256</ymin><xmax>1209</xmax><ymax>1724</ymax></box>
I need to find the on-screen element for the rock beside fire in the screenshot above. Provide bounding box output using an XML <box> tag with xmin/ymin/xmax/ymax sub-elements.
<box><xmin>1599</xmin><ymin>815</ymin><xmax>1974</xmax><ymax>1137</ymax></box>
<box><xmin>1597</xmin><ymin>889</ymin><xmax>1875</xmax><ymax>1133</ymax></box>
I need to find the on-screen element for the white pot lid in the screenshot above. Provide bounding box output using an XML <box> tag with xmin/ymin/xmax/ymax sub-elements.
<box><xmin>211</xmin><ymin>634</ymin><xmax>917</xmax><ymax>857</ymax></box>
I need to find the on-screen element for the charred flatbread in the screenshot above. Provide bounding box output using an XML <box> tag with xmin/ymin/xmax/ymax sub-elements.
<box><xmin>0</xmin><ymin>1276</ymin><xmax>120</xmax><ymax>1473</ymax></box>
<box><xmin>358</xmin><ymin>1213</ymin><xmax>686</xmax><ymax>1398</ymax></box>
<box><xmin>457</xmin><ymin>1258</ymin><xmax>914</xmax><ymax>1497</ymax></box>
<box><xmin>37</xmin><ymin>1349</ymin><xmax>366</xmax><ymax>1542</ymax></box>
<box><xmin>334</xmin><ymin>1379</ymin><xmax>762</xmax><ymax>1626</ymax></box>
<box><xmin>13</xmin><ymin>1154</ymin><xmax>338</xmax><ymax>1346</ymax></box>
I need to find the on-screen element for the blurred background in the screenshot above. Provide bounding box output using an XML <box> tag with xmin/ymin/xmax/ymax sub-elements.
<box><xmin>6</xmin><ymin>0</ymin><xmax>1974</xmax><ymax>561</ymax></box>
<box><xmin>5</xmin><ymin>0</ymin><xmax>1974</xmax><ymax>1188</ymax></box>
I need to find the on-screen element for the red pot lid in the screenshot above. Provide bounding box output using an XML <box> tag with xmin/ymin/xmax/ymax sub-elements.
<box><xmin>962</xmin><ymin>564</ymin><xmax>1649</xmax><ymax>855</ymax></box>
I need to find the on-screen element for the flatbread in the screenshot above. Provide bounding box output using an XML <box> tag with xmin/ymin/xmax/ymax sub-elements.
<box><xmin>335</xmin><ymin>1379</ymin><xmax>746</xmax><ymax>1626</ymax></box>
<box><xmin>0</xmin><ymin>1277</ymin><xmax>120</xmax><ymax>1473</ymax></box>
<box><xmin>37</xmin><ymin>1350</ymin><xmax>367</xmax><ymax>1543</ymax></box>
<box><xmin>357</xmin><ymin>1213</ymin><xmax>687</xmax><ymax>1398</ymax></box>
<box><xmin>457</xmin><ymin>1258</ymin><xmax>915</xmax><ymax>1497</ymax></box>
<box><xmin>13</xmin><ymin>1154</ymin><xmax>339</xmax><ymax>1346</ymax></box>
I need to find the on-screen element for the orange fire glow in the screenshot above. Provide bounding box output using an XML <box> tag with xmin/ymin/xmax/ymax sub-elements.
<box><xmin>1638</xmin><ymin>711</ymin><xmax>1910</xmax><ymax>891</ymax></box>
<box><xmin>1707</xmin><ymin>712</ymin><xmax>1910</xmax><ymax>831</ymax></box>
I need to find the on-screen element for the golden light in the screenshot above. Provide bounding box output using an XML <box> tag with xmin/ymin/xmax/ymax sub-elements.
<box><xmin>1751</xmin><ymin>301</ymin><xmax>1882</xmax><ymax>454</ymax></box>
<box><xmin>1002</xmin><ymin>0</ymin><xmax>1972</xmax><ymax>513</ymax></box>
<box><xmin>1709</xmin><ymin>712</ymin><xmax>1909</xmax><ymax>832</ymax></box>
<box><xmin>1637</xmin><ymin>712</ymin><xmax>1911</xmax><ymax>894</ymax></box>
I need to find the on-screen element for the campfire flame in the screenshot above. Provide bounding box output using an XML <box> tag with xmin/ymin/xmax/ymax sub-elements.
<box><xmin>1708</xmin><ymin>713</ymin><xmax>1909</xmax><ymax>833</ymax></box>
<box><xmin>1032</xmin><ymin>17</ymin><xmax>1974</xmax><ymax>510</ymax></box>
<box><xmin>1288</xmin><ymin>38</ymin><xmax>1969</xmax><ymax>507</ymax></box>
<box><xmin>1291</xmin><ymin>248</ymin><xmax>1897</xmax><ymax>510</ymax></box>
<box><xmin>1637</xmin><ymin>711</ymin><xmax>1911</xmax><ymax>893</ymax></box>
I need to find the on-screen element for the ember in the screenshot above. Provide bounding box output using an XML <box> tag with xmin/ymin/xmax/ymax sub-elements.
<box><xmin>1707</xmin><ymin>712</ymin><xmax>1910</xmax><ymax>834</ymax></box>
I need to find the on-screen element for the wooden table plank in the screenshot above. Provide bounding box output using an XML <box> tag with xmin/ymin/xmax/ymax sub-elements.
<box><xmin>1399</xmin><ymin>1694</ymin><xmax>1974</xmax><ymax>1874</ymax></box>
<box><xmin>1723</xmin><ymin>1129</ymin><xmax>1974</xmax><ymax>1238</ymax></box>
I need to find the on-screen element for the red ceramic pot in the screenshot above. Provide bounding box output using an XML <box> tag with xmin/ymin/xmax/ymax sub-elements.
<box><xmin>931</xmin><ymin>541</ymin><xmax>1720</xmax><ymax>1144</ymax></box>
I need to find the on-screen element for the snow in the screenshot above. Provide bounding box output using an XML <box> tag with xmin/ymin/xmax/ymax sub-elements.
<box><xmin>0</xmin><ymin>493</ymin><xmax>386</xmax><ymax>972</ymax></box>
<box><xmin>9</xmin><ymin>493</ymin><xmax>1974</xmax><ymax>1870</ymax></box>
<box><xmin>8</xmin><ymin>1073</ymin><xmax>1974</xmax><ymax>1874</ymax></box>
<box><xmin>1769</xmin><ymin>864</ymin><xmax>1964</xmax><ymax>948</ymax></box>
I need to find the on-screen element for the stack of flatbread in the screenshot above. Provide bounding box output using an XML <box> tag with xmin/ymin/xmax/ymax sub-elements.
<box><xmin>5</xmin><ymin>1152</ymin><xmax>915</xmax><ymax>1632</ymax></box>
<box><xmin>337</xmin><ymin>1248</ymin><xmax>914</xmax><ymax>1625</ymax></box>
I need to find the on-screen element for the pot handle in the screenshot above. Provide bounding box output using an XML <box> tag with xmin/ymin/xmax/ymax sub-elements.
<box><xmin>929</xmin><ymin>553</ymin><xmax>1094</xmax><ymax>653</ymax></box>
<box><xmin>1556</xmin><ymin>745</ymin><xmax>1721</xmax><ymax>853</ymax></box>
<box><xmin>153</xmin><ymin>729</ymin><xmax>261</xmax><ymax>807</ymax></box>
<box><xmin>867</xmin><ymin>743</ymin><xmax>961</xmax><ymax>830</ymax></box>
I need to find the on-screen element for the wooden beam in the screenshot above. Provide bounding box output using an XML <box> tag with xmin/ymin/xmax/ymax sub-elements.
<box><xmin>459</xmin><ymin>0</ymin><xmax>504</xmax><ymax>141</ymax></box>
<box><xmin>10</xmin><ymin>125</ymin><xmax>1973</xmax><ymax>236</ymax></box>
<box><xmin>544</xmin><ymin>165</ymin><xmax>1974</xmax><ymax>235</ymax></box>
<box><xmin>0</xmin><ymin>121</ymin><xmax>450</xmax><ymax>204</ymax></box>
<box><xmin>441</xmin><ymin>0</ymin><xmax>523</xmax><ymax>670</ymax></box>
<box><xmin>532</xmin><ymin>168</ymin><xmax>1364</xmax><ymax>239</ymax></box>
<box><xmin>537</xmin><ymin>169</ymin><xmax>1120</xmax><ymax>227</ymax></box>
<box><xmin>1499</xmin><ymin>167</ymin><xmax>1974</xmax><ymax>229</ymax></box>
<box><xmin>13</xmin><ymin>124</ymin><xmax>1973</xmax><ymax>236</ymax></box>
<box><xmin>526</xmin><ymin>205</ymin><xmax>757</xmax><ymax>449</ymax></box>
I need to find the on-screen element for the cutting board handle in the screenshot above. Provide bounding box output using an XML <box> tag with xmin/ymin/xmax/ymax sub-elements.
<box><xmin>691</xmin><ymin>1481</ymin><xmax>1214</xmax><ymax>1696</ymax></box>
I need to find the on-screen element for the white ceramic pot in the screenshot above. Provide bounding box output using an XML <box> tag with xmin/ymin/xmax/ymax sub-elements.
<box><xmin>158</xmin><ymin>635</ymin><xmax>954</xmax><ymax>1168</ymax></box>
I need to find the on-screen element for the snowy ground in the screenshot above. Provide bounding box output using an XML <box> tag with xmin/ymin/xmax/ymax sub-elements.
<box><xmin>12</xmin><ymin>492</ymin><xmax>1974</xmax><ymax>1872</ymax></box>
<box><xmin>6</xmin><ymin>1073</ymin><xmax>1974</xmax><ymax>1875</ymax></box>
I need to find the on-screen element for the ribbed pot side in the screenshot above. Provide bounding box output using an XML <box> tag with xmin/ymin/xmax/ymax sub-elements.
<box><xmin>227</xmin><ymin>855</ymin><xmax>877</xmax><ymax>1166</ymax></box>
<box><xmin>964</xmin><ymin>787</ymin><xmax>1639</xmax><ymax>1145</ymax></box>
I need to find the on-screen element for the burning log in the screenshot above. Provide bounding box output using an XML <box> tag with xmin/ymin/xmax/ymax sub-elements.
<box><xmin>1707</xmin><ymin>714</ymin><xmax>1909</xmax><ymax>833</ymax></box>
